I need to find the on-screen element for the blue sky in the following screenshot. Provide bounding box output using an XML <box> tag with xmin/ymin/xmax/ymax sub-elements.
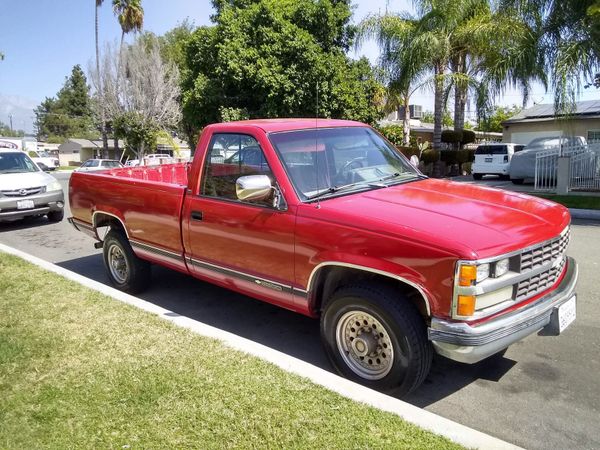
<box><xmin>0</xmin><ymin>0</ymin><xmax>597</xmax><ymax>133</ymax></box>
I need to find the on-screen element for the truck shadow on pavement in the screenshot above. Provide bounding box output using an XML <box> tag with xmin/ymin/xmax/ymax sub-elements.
<box><xmin>57</xmin><ymin>254</ymin><xmax>517</xmax><ymax>406</ymax></box>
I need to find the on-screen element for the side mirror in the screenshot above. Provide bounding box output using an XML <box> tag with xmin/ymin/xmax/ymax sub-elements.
<box><xmin>236</xmin><ymin>175</ymin><xmax>272</xmax><ymax>202</ymax></box>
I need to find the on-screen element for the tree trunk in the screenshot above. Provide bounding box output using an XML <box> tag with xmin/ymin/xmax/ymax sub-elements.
<box><xmin>402</xmin><ymin>94</ymin><xmax>411</xmax><ymax>147</ymax></box>
<box><xmin>95</xmin><ymin>4</ymin><xmax>109</xmax><ymax>159</ymax></box>
<box><xmin>113</xmin><ymin>31</ymin><xmax>125</xmax><ymax>162</ymax></box>
<box><xmin>432</xmin><ymin>63</ymin><xmax>445</xmax><ymax>152</ymax></box>
<box><xmin>453</xmin><ymin>52</ymin><xmax>467</xmax><ymax>134</ymax></box>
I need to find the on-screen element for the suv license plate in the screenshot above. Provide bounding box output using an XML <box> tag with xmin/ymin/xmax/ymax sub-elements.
<box><xmin>485</xmin><ymin>157</ymin><xmax>493</xmax><ymax>162</ymax></box>
<box><xmin>557</xmin><ymin>295</ymin><xmax>576</xmax><ymax>333</ymax></box>
<box><xmin>16</xmin><ymin>200</ymin><xmax>35</xmax><ymax>210</ymax></box>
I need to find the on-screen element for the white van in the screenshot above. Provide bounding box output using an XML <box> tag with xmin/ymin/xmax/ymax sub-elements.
<box><xmin>472</xmin><ymin>143</ymin><xmax>524</xmax><ymax>180</ymax></box>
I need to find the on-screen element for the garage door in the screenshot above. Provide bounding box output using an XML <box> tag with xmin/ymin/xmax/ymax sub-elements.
<box><xmin>510</xmin><ymin>131</ymin><xmax>562</xmax><ymax>145</ymax></box>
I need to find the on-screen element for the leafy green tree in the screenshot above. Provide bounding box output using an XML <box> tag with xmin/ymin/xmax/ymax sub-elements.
<box><xmin>34</xmin><ymin>65</ymin><xmax>96</xmax><ymax>141</ymax></box>
<box><xmin>0</xmin><ymin>121</ymin><xmax>25</xmax><ymax>137</ymax></box>
<box><xmin>477</xmin><ymin>104</ymin><xmax>521</xmax><ymax>132</ymax></box>
<box><xmin>179</xmin><ymin>0</ymin><xmax>384</xmax><ymax>144</ymax></box>
<box><xmin>421</xmin><ymin>109</ymin><xmax>453</xmax><ymax>127</ymax></box>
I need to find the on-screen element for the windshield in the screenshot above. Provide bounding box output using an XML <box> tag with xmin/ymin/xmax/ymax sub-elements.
<box><xmin>0</xmin><ymin>152</ymin><xmax>39</xmax><ymax>174</ymax></box>
<box><xmin>270</xmin><ymin>127</ymin><xmax>421</xmax><ymax>200</ymax></box>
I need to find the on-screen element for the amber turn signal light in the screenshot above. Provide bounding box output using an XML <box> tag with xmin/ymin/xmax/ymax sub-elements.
<box><xmin>459</xmin><ymin>265</ymin><xmax>477</xmax><ymax>286</ymax></box>
<box><xmin>457</xmin><ymin>295</ymin><xmax>476</xmax><ymax>316</ymax></box>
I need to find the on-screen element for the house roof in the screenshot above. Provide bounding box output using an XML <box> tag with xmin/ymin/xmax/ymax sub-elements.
<box><xmin>503</xmin><ymin>100</ymin><xmax>600</xmax><ymax>124</ymax></box>
<box><xmin>62</xmin><ymin>138</ymin><xmax>125</xmax><ymax>149</ymax></box>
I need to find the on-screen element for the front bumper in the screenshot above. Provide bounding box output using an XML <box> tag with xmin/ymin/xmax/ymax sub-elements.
<box><xmin>0</xmin><ymin>190</ymin><xmax>64</xmax><ymax>222</ymax></box>
<box><xmin>429</xmin><ymin>257</ymin><xmax>578</xmax><ymax>364</ymax></box>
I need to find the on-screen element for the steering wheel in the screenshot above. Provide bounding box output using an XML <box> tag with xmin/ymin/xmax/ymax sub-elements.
<box><xmin>338</xmin><ymin>157</ymin><xmax>368</xmax><ymax>183</ymax></box>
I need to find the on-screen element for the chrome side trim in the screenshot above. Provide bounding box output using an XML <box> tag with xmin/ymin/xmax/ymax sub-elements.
<box><xmin>187</xmin><ymin>256</ymin><xmax>306</xmax><ymax>297</ymax></box>
<box><xmin>305</xmin><ymin>262</ymin><xmax>431</xmax><ymax>316</ymax></box>
<box><xmin>130</xmin><ymin>239</ymin><xmax>184</xmax><ymax>262</ymax></box>
<box><xmin>92</xmin><ymin>211</ymin><xmax>129</xmax><ymax>239</ymax></box>
<box><xmin>68</xmin><ymin>217</ymin><xmax>97</xmax><ymax>239</ymax></box>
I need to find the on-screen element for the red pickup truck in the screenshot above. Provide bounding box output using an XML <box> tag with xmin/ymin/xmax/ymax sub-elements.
<box><xmin>69</xmin><ymin>119</ymin><xmax>578</xmax><ymax>396</ymax></box>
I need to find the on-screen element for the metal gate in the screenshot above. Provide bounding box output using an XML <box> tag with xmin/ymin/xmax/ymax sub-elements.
<box><xmin>535</xmin><ymin>143</ymin><xmax>600</xmax><ymax>192</ymax></box>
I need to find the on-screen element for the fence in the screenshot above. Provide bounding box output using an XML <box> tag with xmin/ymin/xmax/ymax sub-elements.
<box><xmin>534</xmin><ymin>143</ymin><xmax>600</xmax><ymax>192</ymax></box>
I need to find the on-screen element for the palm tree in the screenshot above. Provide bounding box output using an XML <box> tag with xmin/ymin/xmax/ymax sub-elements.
<box><xmin>95</xmin><ymin>0</ymin><xmax>109</xmax><ymax>157</ymax></box>
<box><xmin>113</xmin><ymin>0</ymin><xmax>144</xmax><ymax>51</ymax></box>
<box><xmin>357</xmin><ymin>15</ymin><xmax>431</xmax><ymax>146</ymax></box>
<box><xmin>500</xmin><ymin>0</ymin><xmax>599</xmax><ymax>113</ymax></box>
<box><xmin>112</xmin><ymin>0</ymin><xmax>144</xmax><ymax>158</ymax></box>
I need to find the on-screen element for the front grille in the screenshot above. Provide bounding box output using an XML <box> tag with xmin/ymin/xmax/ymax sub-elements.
<box><xmin>520</xmin><ymin>227</ymin><xmax>570</xmax><ymax>272</ymax></box>
<box><xmin>515</xmin><ymin>257</ymin><xmax>566</xmax><ymax>301</ymax></box>
<box><xmin>0</xmin><ymin>186</ymin><xmax>45</xmax><ymax>197</ymax></box>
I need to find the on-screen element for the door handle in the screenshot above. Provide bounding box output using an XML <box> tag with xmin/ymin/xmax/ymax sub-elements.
<box><xmin>191</xmin><ymin>210</ymin><xmax>203</xmax><ymax>221</ymax></box>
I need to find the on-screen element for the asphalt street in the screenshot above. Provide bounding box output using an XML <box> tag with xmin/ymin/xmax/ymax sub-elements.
<box><xmin>1</xmin><ymin>172</ymin><xmax>599</xmax><ymax>449</ymax></box>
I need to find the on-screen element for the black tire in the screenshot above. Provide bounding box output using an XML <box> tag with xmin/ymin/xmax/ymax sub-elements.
<box><xmin>103</xmin><ymin>230</ymin><xmax>151</xmax><ymax>294</ymax></box>
<box><xmin>500</xmin><ymin>174</ymin><xmax>510</xmax><ymax>180</ymax></box>
<box><xmin>511</xmin><ymin>178</ymin><xmax>524</xmax><ymax>185</ymax></box>
<box><xmin>47</xmin><ymin>210</ymin><xmax>64</xmax><ymax>222</ymax></box>
<box><xmin>320</xmin><ymin>284</ymin><xmax>432</xmax><ymax>397</ymax></box>
<box><xmin>472</xmin><ymin>173</ymin><xmax>483</xmax><ymax>180</ymax></box>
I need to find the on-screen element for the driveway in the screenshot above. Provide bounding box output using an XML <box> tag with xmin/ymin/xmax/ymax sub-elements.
<box><xmin>1</xmin><ymin>172</ymin><xmax>599</xmax><ymax>449</ymax></box>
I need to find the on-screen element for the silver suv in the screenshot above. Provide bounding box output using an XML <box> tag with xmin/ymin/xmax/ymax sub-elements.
<box><xmin>0</xmin><ymin>150</ymin><xmax>65</xmax><ymax>222</ymax></box>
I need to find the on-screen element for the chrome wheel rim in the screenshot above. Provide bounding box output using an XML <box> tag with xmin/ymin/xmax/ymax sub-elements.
<box><xmin>108</xmin><ymin>244</ymin><xmax>128</xmax><ymax>284</ymax></box>
<box><xmin>335</xmin><ymin>310</ymin><xmax>394</xmax><ymax>380</ymax></box>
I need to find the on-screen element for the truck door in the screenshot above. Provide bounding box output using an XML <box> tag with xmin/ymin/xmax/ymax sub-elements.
<box><xmin>182</xmin><ymin>132</ymin><xmax>299</xmax><ymax>311</ymax></box>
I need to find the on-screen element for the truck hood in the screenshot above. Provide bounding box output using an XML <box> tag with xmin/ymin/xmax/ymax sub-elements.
<box><xmin>300</xmin><ymin>178</ymin><xmax>570</xmax><ymax>259</ymax></box>
<box><xmin>0</xmin><ymin>171</ymin><xmax>56</xmax><ymax>190</ymax></box>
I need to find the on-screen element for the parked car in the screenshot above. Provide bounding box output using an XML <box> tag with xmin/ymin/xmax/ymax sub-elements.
<box><xmin>27</xmin><ymin>150</ymin><xmax>60</xmax><ymax>171</ymax></box>
<box><xmin>69</xmin><ymin>119</ymin><xmax>577</xmax><ymax>397</ymax></box>
<box><xmin>471</xmin><ymin>143</ymin><xmax>524</xmax><ymax>180</ymax></box>
<box><xmin>75</xmin><ymin>159</ymin><xmax>124</xmax><ymax>172</ymax></box>
<box><xmin>509</xmin><ymin>136</ymin><xmax>588</xmax><ymax>184</ymax></box>
<box><xmin>0</xmin><ymin>149</ymin><xmax>64</xmax><ymax>222</ymax></box>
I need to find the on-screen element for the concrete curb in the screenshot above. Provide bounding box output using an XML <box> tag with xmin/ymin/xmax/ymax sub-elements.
<box><xmin>569</xmin><ymin>208</ymin><xmax>600</xmax><ymax>221</ymax></box>
<box><xmin>0</xmin><ymin>243</ymin><xmax>521</xmax><ymax>450</ymax></box>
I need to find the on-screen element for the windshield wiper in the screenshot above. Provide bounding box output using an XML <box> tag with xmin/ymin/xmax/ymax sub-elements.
<box><xmin>305</xmin><ymin>181</ymin><xmax>385</xmax><ymax>201</ymax></box>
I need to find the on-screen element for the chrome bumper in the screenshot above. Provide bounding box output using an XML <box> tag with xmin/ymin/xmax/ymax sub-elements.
<box><xmin>429</xmin><ymin>257</ymin><xmax>578</xmax><ymax>364</ymax></box>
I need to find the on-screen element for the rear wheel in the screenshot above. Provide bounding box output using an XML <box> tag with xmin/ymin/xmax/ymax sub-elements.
<box><xmin>473</xmin><ymin>173</ymin><xmax>483</xmax><ymax>180</ymax></box>
<box><xmin>511</xmin><ymin>178</ymin><xmax>524</xmax><ymax>185</ymax></box>
<box><xmin>320</xmin><ymin>285</ymin><xmax>432</xmax><ymax>397</ymax></box>
<box><xmin>103</xmin><ymin>230</ymin><xmax>150</xmax><ymax>294</ymax></box>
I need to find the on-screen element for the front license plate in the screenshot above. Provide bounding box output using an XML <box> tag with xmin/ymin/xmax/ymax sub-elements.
<box><xmin>16</xmin><ymin>200</ymin><xmax>35</xmax><ymax>210</ymax></box>
<box><xmin>557</xmin><ymin>295</ymin><xmax>576</xmax><ymax>333</ymax></box>
<box><xmin>485</xmin><ymin>157</ymin><xmax>493</xmax><ymax>162</ymax></box>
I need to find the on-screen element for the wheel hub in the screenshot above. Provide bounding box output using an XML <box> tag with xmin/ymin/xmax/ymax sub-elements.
<box><xmin>335</xmin><ymin>311</ymin><xmax>394</xmax><ymax>380</ymax></box>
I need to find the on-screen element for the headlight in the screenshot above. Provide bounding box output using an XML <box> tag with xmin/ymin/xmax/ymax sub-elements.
<box><xmin>46</xmin><ymin>180</ymin><xmax>62</xmax><ymax>192</ymax></box>
<box><xmin>459</xmin><ymin>263</ymin><xmax>489</xmax><ymax>286</ymax></box>
<box><xmin>494</xmin><ymin>258</ymin><xmax>510</xmax><ymax>278</ymax></box>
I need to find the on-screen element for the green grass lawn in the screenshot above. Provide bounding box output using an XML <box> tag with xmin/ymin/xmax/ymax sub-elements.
<box><xmin>533</xmin><ymin>194</ymin><xmax>600</xmax><ymax>210</ymax></box>
<box><xmin>0</xmin><ymin>252</ymin><xmax>461</xmax><ymax>449</ymax></box>
<box><xmin>57</xmin><ymin>166</ymin><xmax>75</xmax><ymax>171</ymax></box>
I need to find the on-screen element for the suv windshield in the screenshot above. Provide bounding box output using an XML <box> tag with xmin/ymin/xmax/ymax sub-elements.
<box><xmin>0</xmin><ymin>152</ymin><xmax>39</xmax><ymax>174</ymax></box>
<box><xmin>270</xmin><ymin>127</ymin><xmax>421</xmax><ymax>200</ymax></box>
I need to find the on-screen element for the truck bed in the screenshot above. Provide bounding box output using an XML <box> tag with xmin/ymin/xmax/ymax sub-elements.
<box><xmin>69</xmin><ymin>163</ymin><xmax>190</xmax><ymax>268</ymax></box>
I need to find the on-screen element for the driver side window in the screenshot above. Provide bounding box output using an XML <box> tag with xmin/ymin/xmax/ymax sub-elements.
<box><xmin>201</xmin><ymin>133</ymin><xmax>274</xmax><ymax>207</ymax></box>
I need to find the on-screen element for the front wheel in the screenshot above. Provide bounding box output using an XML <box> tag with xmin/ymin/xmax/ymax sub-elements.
<box><xmin>511</xmin><ymin>178</ymin><xmax>524</xmax><ymax>185</ymax></box>
<box><xmin>47</xmin><ymin>210</ymin><xmax>64</xmax><ymax>222</ymax></box>
<box><xmin>320</xmin><ymin>285</ymin><xmax>432</xmax><ymax>397</ymax></box>
<box><xmin>103</xmin><ymin>230</ymin><xmax>151</xmax><ymax>294</ymax></box>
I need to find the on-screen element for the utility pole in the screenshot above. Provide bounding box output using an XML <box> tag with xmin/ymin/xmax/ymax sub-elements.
<box><xmin>8</xmin><ymin>114</ymin><xmax>13</xmax><ymax>132</ymax></box>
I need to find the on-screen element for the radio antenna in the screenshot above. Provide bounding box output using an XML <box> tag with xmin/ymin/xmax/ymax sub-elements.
<box><xmin>315</xmin><ymin>81</ymin><xmax>321</xmax><ymax>208</ymax></box>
